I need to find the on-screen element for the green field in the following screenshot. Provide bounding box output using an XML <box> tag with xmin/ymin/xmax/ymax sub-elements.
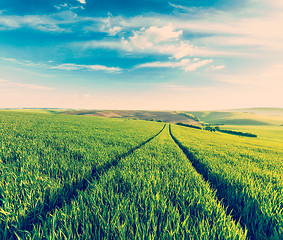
<box><xmin>2</xmin><ymin>109</ymin><xmax>201</xmax><ymax>124</ymax></box>
<box><xmin>0</xmin><ymin>110</ymin><xmax>282</xmax><ymax>239</ymax></box>
<box><xmin>186</xmin><ymin>109</ymin><xmax>283</xmax><ymax>126</ymax></box>
<box><xmin>170</xmin><ymin>124</ymin><xmax>283</xmax><ymax>239</ymax></box>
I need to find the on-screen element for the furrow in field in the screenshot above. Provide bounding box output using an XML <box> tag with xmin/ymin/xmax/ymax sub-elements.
<box><xmin>170</xmin><ymin>124</ymin><xmax>283</xmax><ymax>240</ymax></box>
<box><xmin>169</xmin><ymin>124</ymin><xmax>247</xmax><ymax>234</ymax></box>
<box><xmin>9</xmin><ymin>124</ymin><xmax>166</xmax><ymax>238</ymax></box>
<box><xmin>24</xmin><ymin>125</ymin><xmax>246</xmax><ymax>239</ymax></box>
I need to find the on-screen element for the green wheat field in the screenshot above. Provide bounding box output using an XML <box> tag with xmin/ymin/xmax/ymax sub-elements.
<box><xmin>0</xmin><ymin>109</ymin><xmax>283</xmax><ymax>239</ymax></box>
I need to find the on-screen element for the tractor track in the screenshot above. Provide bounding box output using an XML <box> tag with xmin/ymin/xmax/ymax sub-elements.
<box><xmin>8</xmin><ymin>124</ymin><xmax>166</xmax><ymax>239</ymax></box>
<box><xmin>169</xmin><ymin>124</ymin><xmax>249</xmax><ymax>238</ymax></box>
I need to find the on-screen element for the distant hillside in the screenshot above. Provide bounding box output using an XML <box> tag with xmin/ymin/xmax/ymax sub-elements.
<box><xmin>60</xmin><ymin>110</ymin><xmax>199</xmax><ymax>124</ymax></box>
<box><xmin>1</xmin><ymin>108</ymin><xmax>68</xmax><ymax>114</ymax></box>
<box><xmin>4</xmin><ymin>108</ymin><xmax>283</xmax><ymax>126</ymax></box>
<box><xmin>228</xmin><ymin>108</ymin><xmax>283</xmax><ymax>116</ymax></box>
<box><xmin>186</xmin><ymin>109</ymin><xmax>283</xmax><ymax>126</ymax></box>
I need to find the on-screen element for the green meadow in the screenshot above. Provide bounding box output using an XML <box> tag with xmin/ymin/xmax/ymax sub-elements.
<box><xmin>187</xmin><ymin>109</ymin><xmax>283</xmax><ymax>125</ymax></box>
<box><xmin>0</xmin><ymin>109</ymin><xmax>282</xmax><ymax>239</ymax></box>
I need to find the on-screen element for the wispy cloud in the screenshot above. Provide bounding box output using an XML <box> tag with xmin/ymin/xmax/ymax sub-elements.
<box><xmin>169</xmin><ymin>2</ymin><xmax>188</xmax><ymax>10</ymax></box>
<box><xmin>80</xmin><ymin>40</ymin><xmax>123</xmax><ymax>49</ymax></box>
<box><xmin>1</xmin><ymin>57</ymin><xmax>122</xmax><ymax>73</ymax></box>
<box><xmin>55</xmin><ymin>3</ymin><xmax>85</xmax><ymax>11</ymax></box>
<box><xmin>214</xmin><ymin>64</ymin><xmax>283</xmax><ymax>87</ymax></box>
<box><xmin>1</xmin><ymin>57</ymin><xmax>45</xmax><ymax>67</ymax></box>
<box><xmin>51</xmin><ymin>63</ymin><xmax>122</xmax><ymax>72</ymax></box>
<box><xmin>99</xmin><ymin>13</ymin><xmax>123</xmax><ymax>36</ymax></box>
<box><xmin>0</xmin><ymin>11</ymin><xmax>79</xmax><ymax>32</ymax></box>
<box><xmin>0</xmin><ymin>15</ymin><xmax>62</xmax><ymax>32</ymax></box>
<box><xmin>0</xmin><ymin>0</ymin><xmax>282</xmax><ymax>55</ymax></box>
<box><xmin>54</xmin><ymin>3</ymin><xmax>68</xmax><ymax>10</ymax></box>
<box><xmin>168</xmin><ymin>2</ymin><xmax>197</xmax><ymax>12</ymax></box>
<box><xmin>136</xmin><ymin>58</ymin><xmax>213</xmax><ymax>71</ymax></box>
<box><xmin>206</xmin><ymin>65</ymin><xmax>226</xmax><ymax>71</ymax></box>
<box><xmin>81</xmin><ymin>0</ymin><xmax>283</xmax><ymax>56</ymax></box>
<box><xmin>185</xmin><ymin>59</ymin><xmax>213</xmax><ymax>71</ymax></box>
<box><xmin>0</xmin><ymin>78</ymin><xmax>53</xmax><ymax>90</ymax></box>
<box><xmin>79</xmin><ymin>14</ymin><xmax>253</xmax><ymax>58</ymax></box>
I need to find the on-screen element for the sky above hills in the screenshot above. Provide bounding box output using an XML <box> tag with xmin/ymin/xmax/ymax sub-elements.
<box><xmin>0</xmin><ymin>0</ymin><xmax>282</xmax><ymax>110</ymax></box>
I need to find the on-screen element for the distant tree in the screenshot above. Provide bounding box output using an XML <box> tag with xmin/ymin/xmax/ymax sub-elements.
<box><xmin>176</xmin><ymin>122</ymin><xmax>202</xmax><ymax>130</ymax></box>
<box><xmin>205</xmin><ymin>126</ymin><xmax>216</xmax><ymax>132</ymax></box>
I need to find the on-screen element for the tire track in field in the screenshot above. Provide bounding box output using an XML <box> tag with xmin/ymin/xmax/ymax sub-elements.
<box><xmin>9</xmin><ymin>124</ymin><xmax>166</xmax><ymax>238</ymax></box>
<box><xmin>168</xmin><ymin>124</ymin><xmax>248</xmax><ymax>236</ymax></box>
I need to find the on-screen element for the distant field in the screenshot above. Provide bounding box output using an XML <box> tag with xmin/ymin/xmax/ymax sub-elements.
<box><xmin>222</xmin><ymin>125</ymin><xmax>283</xmax><ymax>142</ymax></box>
<box><xmin>59</xmin><ymin>109</ymin><xmax>198</xmax><ymax>124</ymax></box>
<box><xmin>1</xmin><ymin>109</ymin><xmax>282</xmax><ymax>239</ymax></box>
<box><xmin>187</xmin><ymin>110</ymin><xmax>283</xmax><ymax>126</ymax></box>
<box><xmin>185</xmin><ymin>109</ymin><xmax>283</xmax><ymax>140</ymax></box>
<box><xmin>228</xmin><ymin>107</ymin><xmax>283</xmax><ymax>116</ymax></box>
<box><xmin>4</xmin><ymin>108</ymin><xmax>283</xmax><ymax>126</ymax></box>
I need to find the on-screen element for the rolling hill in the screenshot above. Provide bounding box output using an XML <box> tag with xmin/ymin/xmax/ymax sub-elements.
<box><xmin>59</xmin><ymin>110</ymin><xmax>199</xmax><ymax>124</ymax></box>
<box><xmin>186</xmin><ymin>110</ymin><xmax>283</xmax><ymax>126</ymax></box>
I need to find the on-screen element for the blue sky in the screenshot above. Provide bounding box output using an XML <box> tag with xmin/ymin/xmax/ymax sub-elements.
<box><xmin>0</xmin><ymin>0</ymin><xmax>282</xmax><ymax>110</ymax></box>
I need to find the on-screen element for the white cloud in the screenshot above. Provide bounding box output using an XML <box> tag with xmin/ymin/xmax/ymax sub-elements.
<box><xmin>168</xmin><ymin>2</ymin><xmax>197</xmax><ymax>12</ymax></box>
<box><xmin>99</xmin><ymin>13</ymin><xmax>122</xmax><ymax>36</ymax></box>
<box><xmin>189</xmin><ymin>14</ymin><xmax>283</xmax><ymax>51</ymax></box>
<box><xmin>170</xmin><ymin>2</ymin><xmax>283</xmax><ymax>53</ymax></box>
<box><xmin>55</xmin><ymin>3</ymin><xmax>68</xmax><ymax>10</ymax></box>
<box><xmin>70</xmin><ymin>6</ymin><xmax>85</xmax><ymax>10</ymax></box>
<box><xmin>0</xmin><ymin>0</ymin><xmax>282</xmax><ymax>55</ymax></box>
<box><xmin>80</xmin><ymin>15</ymin><xmax>251</xmax><ymax>58</ymax></box>
<box><xmin>169</xmin><ymin>2</ymin><xmax>187</xmax><ymax>10</ymax></box>
<box><xmin>134</xmin><ymin>24</ymin><xmax>182</xmax><ymax>44</ymax></box>
<box><xmin>0</xmin><ymin>11</ymin><xmax>80</xmax><ymax>32</ymax></box>
<box><xmin>0</xmin><ymin>78</ymin><xmax>53</xmax><ymax>90</ymax></box>
<box><xmin>206</xmin><ymin>65</ymin><xmax>226</xmax><ymax>71</ymax></box>
<box><xmin>2</xmin><ymin>57</ymin><xmax>17</xmax><ymax>62</ymax></box>
<box><xmin>82</xmin><ymin>37</ymin><xmax>197</xmax><ymax>59</ymax></box>
<box><xmin>55</xmin><ymin>3</ymin><xmax>84</xmax><ymax>11</ymax></box>
<box><xmin>0</xmin><ymin>15</ymin><xmax>63</xmax><ymax>32</ymax></box>
<box><xmin>136</xmin><ymin>58</ymin><xmax>212</xmax><ymax>72</ymax></box>
<box><xmin>1</xmin><ymin>57</ymin><xmax>122</xmax><ymax>73</ymax></box>
<box><xmin>81</xmin><ymin>40</ymin><xmax>123</xmax><ymax>49</ymax></box>
<box><xmin>81</xmin><ymin>22</ymin><xmax>199</xmax><ymax>59</ymax></box>
<box><xmin>51</xmin><ymin>63</ymin><xmax>122</xmax><ymax>72</ymax></box>
<box><xmin>121</xmin><ymin>24</ymin><xmax>197</xmax><ymax>59</ymax></box>
<box><xmin>77</xmin><ymin>0</ymin><xmax>86</xmax><ymax>4</ymax></box>
<box><xmin>81</xmin><ymin>0</ymin><xmax>283</xmax><ymax>56</ymax></box>
<box><xmin>137</xmin><ymin>59</ymin><xmax>189</xmax><ymax>68</ymax></box>
<box><xmin>184</xmin><ymin>59</ymin><xmax>213</xmax><ymax>71</ymax></box>
<box><xmin>1</xmin><ymin>57</ymin><xmax>44</xmax><ymax>67</ymax></box>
